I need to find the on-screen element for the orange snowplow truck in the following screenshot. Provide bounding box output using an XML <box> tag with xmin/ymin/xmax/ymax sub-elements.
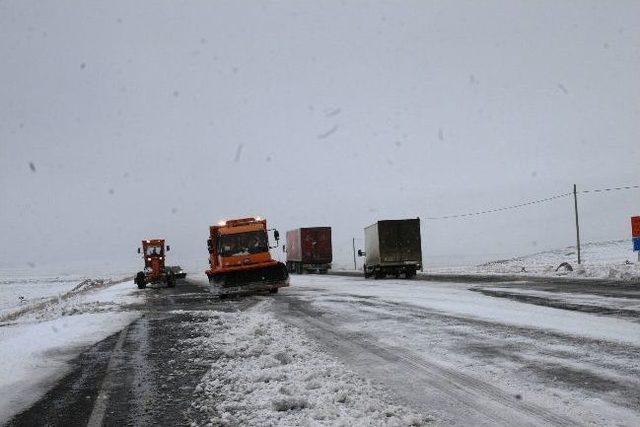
<box><xmin>206</xmin><ymin>217</ymin><xmax>289</xmax><ymax>297</ymax></box>
<box><xmin>135</xmin><ymin>239</ymin><xmax>176</xmax><ymax>289</ymax></box>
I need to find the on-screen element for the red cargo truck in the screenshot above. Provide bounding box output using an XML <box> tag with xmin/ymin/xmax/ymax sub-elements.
<box><xmin>285</xmin><ymin>227</ymin><xmax>332</xmax><ymax>274</ymax></box>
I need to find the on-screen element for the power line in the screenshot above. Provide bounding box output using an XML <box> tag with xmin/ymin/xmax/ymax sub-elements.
<box><xmin>425</xmin><ymin>184</ymin><xmax>639</xmax><ymax>221</ymax></box>
<box><xmin>425</xmin><ymin>192</ymin><xmax>571</xmax><ymax>220</ymax></box>
<box><xmin>580</xmin><ymin>184</ymin><xmax>640</xmax><ymax>194</ymax></box>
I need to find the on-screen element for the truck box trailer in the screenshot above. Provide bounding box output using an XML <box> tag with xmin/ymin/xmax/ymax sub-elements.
<box><xmin>285</xmin><ymin>227</ymin><xmax>332</xmax><ymax>274</ymax></box>
<box><xmin>361</xmin><ymin>219</ymin><xmax>422</xmax><ymax>279</ymax></box>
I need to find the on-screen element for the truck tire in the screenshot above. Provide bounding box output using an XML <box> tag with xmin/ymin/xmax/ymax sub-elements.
<box><xmin>405</xmin><ymin>267</ymin><xmax>417</xmax><ymax>279</ymax></box>
<box><xmin>166</xmin><ymin>273</ymin><xmax>176</xmax><ymax>288</ymax></box>
<box><xmin>269</xmin><ymin>288</ymin><xmax>278</xmax><ymax>294</ymax></box>
<box><xmin>135</xmin><ymin>272</ymin><xmax>146</xmax><ymax>289</ymax></box>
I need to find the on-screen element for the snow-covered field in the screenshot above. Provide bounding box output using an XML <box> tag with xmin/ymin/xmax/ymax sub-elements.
<box><xmin>0</xmin><ymin>274</ymin><xmax>142</xmax><ymax>422</ymax></box>
<box><xmin>187</xmin><ymin>301</ymin><xmax>432</xmax><ymax>426</ymax></box>
<box><xmin>428</xmin><ymin>240</ymin><xmax>640</xmax><ymax>280</ymax></box>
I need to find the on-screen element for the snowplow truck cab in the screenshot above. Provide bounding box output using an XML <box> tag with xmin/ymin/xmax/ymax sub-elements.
<box><xmin>135</xmin><ymin>239</ymin><xmax>176</xmax><ymax>289</ymax></box>
<box><xmin>206</xmin><ymin>217</ymin><xmax>289</xmax><ymax>297</ymax></box>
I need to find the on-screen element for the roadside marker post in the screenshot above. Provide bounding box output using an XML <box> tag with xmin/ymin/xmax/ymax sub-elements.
<box><xmin>632</xmin><ymin>216</ymin><xmax>640</xmax><ymax>262</ymax></box>
<box><xmin>352</xmin><ymin>237</ymin><xmax>357</xmax><ymax>270</ymax></box>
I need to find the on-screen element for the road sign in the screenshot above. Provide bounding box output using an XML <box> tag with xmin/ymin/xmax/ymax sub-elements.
<box><xmin>632</xmin><ymin>216</ymin><xmax>640</xmax><ymax>238</ymax></box>
<box><xmin>634</xmin><ymin>237</ymin><xmax>640</xmax><ymax>252</ymax></box>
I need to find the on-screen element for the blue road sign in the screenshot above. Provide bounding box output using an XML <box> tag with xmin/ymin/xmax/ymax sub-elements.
<box><xmin>634</xmin><ymin>237</ymin><xmax>640</xmax><ymax>252</ymax></box>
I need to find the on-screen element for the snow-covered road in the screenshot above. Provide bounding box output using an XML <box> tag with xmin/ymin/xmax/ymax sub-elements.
<box><xmin>274</xmin><ymin>275</ymin><xmax>640</xmax><ymax>425</ymax></box>
<box><xmin>4</xmin><ymin>274</ymin><xmax>640</xmax><ymax>426</ymax></box>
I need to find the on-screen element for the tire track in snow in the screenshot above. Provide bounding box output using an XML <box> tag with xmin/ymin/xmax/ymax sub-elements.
<box><xmin>87</xmin><ymin>325</ymin><xmax>129</xmax><ymax>427</ymax></box>
<box><xmin>275</xmin><ymin>296</ymin><xmax>579</xmax><ymax>426</ymax></box>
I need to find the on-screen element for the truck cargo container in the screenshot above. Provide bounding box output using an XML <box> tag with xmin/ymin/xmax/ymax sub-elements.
<box><xmin>359</xmin><ymin>219</ymin><xmax>422</xmax><ymax>279</ymax></box>
<box><xmin>285</xmin><ymin>227</ymin><xmax>332</xmax><ymax>274</ymax></box>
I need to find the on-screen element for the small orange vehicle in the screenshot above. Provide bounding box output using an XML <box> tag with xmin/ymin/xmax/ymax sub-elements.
<box><xmin>206</xmin><ymin>217</ymin><xmax>289</xmax><ymax>297</ymax></box>
<box><xmin>135</xmin><ymin>239</ymin><xmax>175</xmax><ymax>289</ymax></box>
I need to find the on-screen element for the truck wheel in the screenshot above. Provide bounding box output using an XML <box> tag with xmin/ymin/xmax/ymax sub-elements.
<box><xmin>166</xmin><ymin>273</ymin><xmax>176</xmax><ymax>288</ymax></box>
<box><xmin>405</xmin><ymin>267</ymin><xmax>417</xmax><ymax>279</ymax></box>
<box><xmin>363</xmin><ymin>265</ymin><xmax>370</xmax><ymax>278</ymax></box>
<box><xmin>269</xmin><ymin>288</ymin><xmax>278</xmax><ymax>294</ymax></box>
<box><xmin>135</xmin><ymin>272</ymin><xmax>146</xmax><ymax>289</ymax></box>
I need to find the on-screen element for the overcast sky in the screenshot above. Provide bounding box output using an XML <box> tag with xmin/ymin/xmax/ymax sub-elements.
<box><xmin>1</xmin><ymin>0</ymin><xmax>639</xmax><ymax>274</ymax></box>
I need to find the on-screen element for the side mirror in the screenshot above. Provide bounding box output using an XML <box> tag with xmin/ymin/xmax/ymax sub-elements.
<box><xmin>137</xmin><ymin>248</ymin><xmax>141</xmax><ymax>254</ymax></box>
<box><xmin>282</xmin><ymin>244</ymin><xmax>286</xmax><ymax>253</ymax></box>
<box><xmin>273</xmin><ymin>230</ymin><xmax>280</xmax><ymax>241</ymax></box>
<box><xmin>166</xmin><ymin>245</ymin><xmax>171</xmax><ymax>252</ymax></box>
<box><xmin>357</xmin><ymin>249</ymin><xmax>365</xmax><ymax>257</ymax></box>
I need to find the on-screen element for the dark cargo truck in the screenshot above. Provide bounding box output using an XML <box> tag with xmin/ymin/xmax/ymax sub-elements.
<box><xmin>285</xmin><ymin>227</ymin><xmax>332</xmax><ymax>274</ymax></box>
<box><xmin>359</xmin><ymin>218</ymin><xmax>422</xmax><ymax>279</ymax></box>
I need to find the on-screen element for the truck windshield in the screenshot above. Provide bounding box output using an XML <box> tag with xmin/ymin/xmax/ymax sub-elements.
<box><xmin>218</xmin><ymin>231</ymin><xmax>268</xmax><ymax>257</ymax></box>
<box><xmin>145</xmin><ymin>246</ymin><xmax>163</xmax><ymax>256</ymax></box>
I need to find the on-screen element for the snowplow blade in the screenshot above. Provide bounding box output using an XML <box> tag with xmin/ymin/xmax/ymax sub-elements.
<box><xmin>209</xmin><ymin>263</ymin><xmax>289</xmax><ymax>297</ymax></box>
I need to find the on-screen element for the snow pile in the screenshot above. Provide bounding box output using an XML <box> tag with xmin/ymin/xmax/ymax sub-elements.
<box><xmin>0</xmin><ymin>276</ymin><xmax>134</xmax><ymax>324</ymax></box>
<box><xmin>188</xmin><ymin>303</ymin><xmax>431</xmax><ymax>426</ymax></box>
<box><xmin>0</xmin><ymin>267</ymin><xmax>132</xmax><ymax>320</ymax></box>
<box><xmin>9</xmin><ymin>279</ymin><xmax>142</xmax><ymax>324</ymax></box>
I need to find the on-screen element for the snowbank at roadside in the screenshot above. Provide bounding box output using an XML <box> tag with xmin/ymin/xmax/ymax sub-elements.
<box><xmin>427</xmin><ymin>240</ymin><xmax>640</xmax><ymax>281</ymax></box>
<box><xmin>0</xmin><ymin>273</ymin><xmax>89</xmax><ymax>315</ymax></box>
<box><xmin>187</xmin><ymin>301</ymin><xmax>431</xmax><ymax>426</ymax></box>
<box><xmin>0</xmin><ymin>268</ymin><xmax>132</xmax><ymax>320</ymax></box>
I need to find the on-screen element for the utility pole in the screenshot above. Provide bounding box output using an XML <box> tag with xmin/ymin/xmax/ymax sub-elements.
<box><xmin>352</xmin><ymin>238</ymin><xmax>357</xmax><ymax>270</ymax></box>
<box><xmin>573</xmin><ymin>184</ymin><xmax>581</xmax><ymax>264</ymax></box>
